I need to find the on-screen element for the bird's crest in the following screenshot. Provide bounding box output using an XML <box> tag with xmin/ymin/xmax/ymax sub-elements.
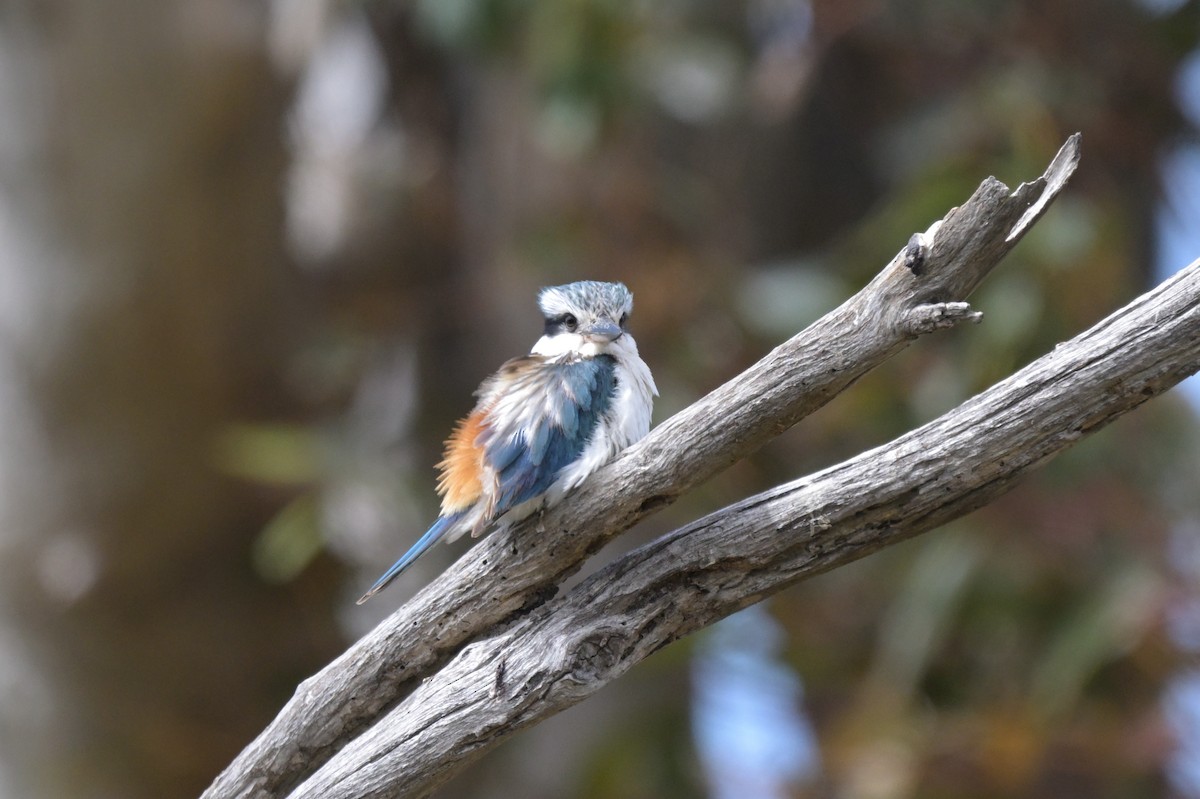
<box><xmin>538</xmin><ymin>281</ymin><xmax>632</xmax><ymax>322</ymax></box>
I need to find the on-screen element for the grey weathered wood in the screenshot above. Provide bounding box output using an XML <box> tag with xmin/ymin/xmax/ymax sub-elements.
<box><xmin>204</xmin><ymin>136</ymin><xmax>1082</xmax><ymax>799</ymax></box>
<box><xmin>287</xmin><ymin>255</ymin><xmax>1200</xmax><ymax>799</ymax></box>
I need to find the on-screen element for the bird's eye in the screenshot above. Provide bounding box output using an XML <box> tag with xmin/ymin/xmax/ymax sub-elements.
<box><xmin>563</xmin><ymin>314</ymin><xmax>578</xmax><ymax>331</ymax></box>
<box><xmin>619</xmin><ymin>312</ymin><xmax>628</xmax><ymax>328</ymax></box>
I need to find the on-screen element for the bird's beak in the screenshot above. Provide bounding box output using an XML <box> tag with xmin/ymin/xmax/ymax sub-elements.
<box><xmin>583</xmin><ymin>320</ymin><xmax>623</xmax><ymax>343</ymax></box>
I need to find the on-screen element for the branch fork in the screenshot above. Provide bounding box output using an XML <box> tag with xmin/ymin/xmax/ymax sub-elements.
<box><xmin>203</xmin><ymin>133</ymin><xmax>1200</xmax><ymax>799</ymax></box>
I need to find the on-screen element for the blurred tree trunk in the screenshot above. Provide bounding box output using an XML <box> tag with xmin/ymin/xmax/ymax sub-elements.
<box><xmin>0</xmin><ymin>3</ymin><xmax>341</xmax><ymax>798</ymax></box>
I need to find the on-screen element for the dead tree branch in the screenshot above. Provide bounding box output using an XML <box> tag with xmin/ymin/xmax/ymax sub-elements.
<box><xmin>287</xmin><ymin>253</ymin><xmax>1200</xmax><ymax>798</ymax></box>
<box><xmin>204</xmin><ymin>135</ymin><xmax>1096</xmax><ymax>799</ymax></box>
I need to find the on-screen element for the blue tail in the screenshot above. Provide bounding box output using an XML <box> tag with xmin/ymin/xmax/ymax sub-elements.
<box><xmin>356</xmin><ymin>513</ymin><xmax>464</xmax><ymax>604</ymax></box>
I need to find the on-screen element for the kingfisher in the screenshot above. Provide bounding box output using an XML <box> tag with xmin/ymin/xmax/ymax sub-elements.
<box><xmin>357</xmin><ymin>280</ymin><xmax>657</xmax><ymax>604</ymax></box>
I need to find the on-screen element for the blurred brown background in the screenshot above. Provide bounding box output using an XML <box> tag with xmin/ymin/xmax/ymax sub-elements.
<box><xmin>1</xmin><ymin>1</ymin><xmax>1199</xmax><ymax>797</ymax></box>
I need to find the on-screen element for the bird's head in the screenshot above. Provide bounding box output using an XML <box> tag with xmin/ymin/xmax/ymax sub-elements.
<box><xmin>532</xmin><ymin>280</ymin><xmax>635</xmax><ymax>358</ymax></box>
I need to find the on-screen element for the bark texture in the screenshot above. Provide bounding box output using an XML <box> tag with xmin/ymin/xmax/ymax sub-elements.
<box><xmin>200</xmin><ymin>134</ymin><xmax>1200</xmax><ymax>799</ymax></box>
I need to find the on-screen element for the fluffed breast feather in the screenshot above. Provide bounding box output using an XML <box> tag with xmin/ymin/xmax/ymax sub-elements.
<box><xmin>437</xmin><ymin>409</ymin><xmax>488</xmax><ymax>513</ymax></box>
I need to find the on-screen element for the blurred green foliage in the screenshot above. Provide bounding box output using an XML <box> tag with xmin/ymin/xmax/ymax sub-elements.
<box><xmin>11</xmin><ymin>0</ymin><xmax>1199</xmax><ymax>798</ymax></box>
<box><xmin>312</xmin><ymin>1</ymin><xmax>1200</xmax><ymax>796</ymax></box>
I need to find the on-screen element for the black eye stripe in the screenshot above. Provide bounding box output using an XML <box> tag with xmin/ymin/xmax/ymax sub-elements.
<box><xmin>543</xmin><ymin>310</ymin><xmax>630</xmax><ymax>335</ymax></box>
<box><xmin>543</xmin><ymin>313</ymin><xmax>579</xmax><ymax>335</ymax></box>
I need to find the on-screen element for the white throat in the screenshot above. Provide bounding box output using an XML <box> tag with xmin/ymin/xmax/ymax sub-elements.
<box><xmin>531</xmin><ymin>332</ymin><xmax>605</xmax><ymax>359</ymax></box>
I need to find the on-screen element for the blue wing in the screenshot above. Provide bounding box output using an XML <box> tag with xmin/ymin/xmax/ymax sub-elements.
<box><xmin>357</xmin><ymin>355</ymin><xmax>616</xmax><ymax>604</ymax></box>
<box><xmin>481</xmin><ymin>355</ymin><xmax>616</xmax><ymax>516</ymax></box>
